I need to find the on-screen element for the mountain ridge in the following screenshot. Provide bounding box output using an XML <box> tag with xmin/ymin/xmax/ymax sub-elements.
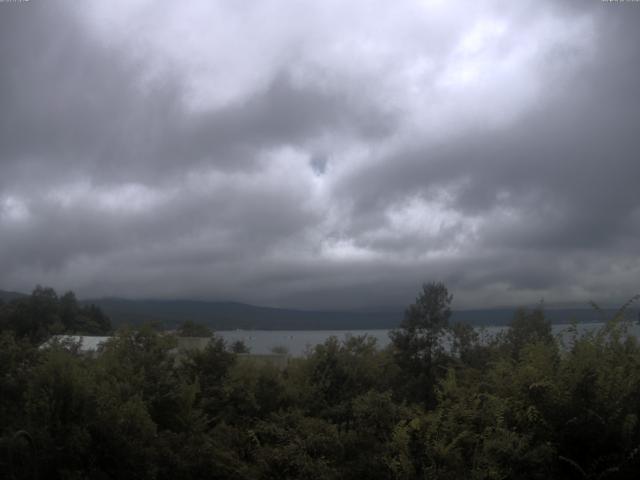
<box><xmin>3</xmin><ymin>289</ymin><xmax>636</xmax><ymax>330</ymax></box>
<box><xmin>83</xmin><ymin>297</ymin><xmax>632</xmax><ymax>330</ymax></box>
<box><xmin>0</xmin><ymin>289</ymin><xmax>28</xmax><ymax>302</ymax></box>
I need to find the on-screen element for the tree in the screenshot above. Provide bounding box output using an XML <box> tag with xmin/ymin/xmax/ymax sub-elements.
<box><xmin>502</xmin><ymin>307</ymin><xmax>553</xmax><ymax>360</ymax></box>
<box><xmin>0</xmin><ymin>286</ymin><xmax>111</xmax><ymax>342</ymax></box>
<box><xmin>179</xmin><ymin>337</ymin><xmax>236</xmax><ymax>420</ymax></box>
<box><xmin>59</xmin><ymin>291</ymin><xmax>79</xmax><ymax>332</ymax></box>
<box><xmin>270</xmin><ymin>345</ymin><xmax>289</xmax><ymax>355</ymax></box>
<box><xmin>11</xmin><ymin>286</ymin><xmax>61</xmax><ymax>342</ymax></box>
<box><xmin>77</xmin><ymin>303</ymin><xmax>112</xmax><ymax>334</ymax></box>
<box><xmin>389</xmin><ymin>282</ymin><xmax>453</xmax><ymax>407</ymax></box>
<box><xmin>231</xmin><ymin>340</ymin><xmax>250</xmax><ymax>354</ymax></box>
<box><xmin>177</xmin><ymin>320</ymin><xmax>212</xmax><ymax>338</ymax></box>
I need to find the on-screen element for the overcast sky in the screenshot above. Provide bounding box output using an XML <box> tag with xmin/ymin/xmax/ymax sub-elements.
<box><xmin>1</xmin><ymin>0</ymin><xmax>639</xmax><ymax>310</ymax></box>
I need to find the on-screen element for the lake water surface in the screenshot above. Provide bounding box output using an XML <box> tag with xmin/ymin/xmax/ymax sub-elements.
<box><xmin>216</xmin><ymin>322</ymin><xmax>640</xmax><ymax>356</ymax></box>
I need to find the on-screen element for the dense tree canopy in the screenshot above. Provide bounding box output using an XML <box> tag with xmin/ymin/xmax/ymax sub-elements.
<box><xmin>390</xmin><ymin>282</ymin><xmax>453</xmax><ymax>407</ymax></box>
<box><xmin>0</xmin><ymin>286</ymin><xmax>111</xmax><ymax>343</ymax></box>
<box><xmin>1</xmin><ymin>284</ymin><xmax>640</xmax><ymax>479</ymax></box>
<box><xmin>177</xmin><ymin>320</ymin><xmax>213</xmax><ymax>338</ymax></box>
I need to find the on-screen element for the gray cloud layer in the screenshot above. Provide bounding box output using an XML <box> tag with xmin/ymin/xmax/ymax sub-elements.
<box><xmin>1</xmin><ymin>0</ymin><xmax>639</xmax><ymax>309</ymax></box>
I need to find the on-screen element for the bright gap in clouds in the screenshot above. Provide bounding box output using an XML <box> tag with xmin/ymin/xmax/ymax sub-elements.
<box><xmin>47</xmin><ymin>181</ymin><xmax>171</xmax><ymax>214</ymax></box>
<box><xmin>1</xmin><ymin>196</ymin><xmax>30</xmax><ymax>223</ymax></box>
<box><xmin>80</xmin><ymin>0</ymin><xmax>592</xmax><ymax>120</ymax></box>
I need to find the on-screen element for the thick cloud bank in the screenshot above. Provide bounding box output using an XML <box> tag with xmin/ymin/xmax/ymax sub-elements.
<box><xmin>1</xmin><ymin>0</ymin><xmax>639</xmax><ymax>309</ymax></box>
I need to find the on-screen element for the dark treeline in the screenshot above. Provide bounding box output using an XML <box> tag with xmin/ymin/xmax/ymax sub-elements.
<box><xmin>64</xmin><ymin>297</ymin><xmax>632</xmax><ymax>330</ymax></box>
<box><xmin>1</xmin><ymin>283</ymin><xmax>640</xmax><ymax>479</ymax></box>
<box><xmin>0</xmin><ymin>286</ymin><xmax>111</xmax><ymax>343</ymax></box>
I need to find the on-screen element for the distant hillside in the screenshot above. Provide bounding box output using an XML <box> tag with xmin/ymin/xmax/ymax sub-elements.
<box><xmin>451</xmin><ymin>308</ymin><xmax>639</xmax><ymax>327</ymax></box>
<box><xmin>0</xmin><ymin>289</ymin><xmax>28</xmax><ymax>302</ymax></box>
<box><xmin>4</xmin><ymin>288</ymin><xmax>635</xmax><ymax>330</ymax></box>
<box><xmin>84</xmin><ymin>297</ymin><xmax>637</xmax><ymax>331</ymax></box>
<box><xmin>83</xmin><ymin>298</ymin><xmax>402</xmax><ymax>330</ymax></box>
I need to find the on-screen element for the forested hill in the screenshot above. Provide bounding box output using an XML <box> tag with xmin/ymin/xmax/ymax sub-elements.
<box><xmin>2</xmin><ymin>289</ymin><xmax>633</xmax><ymax>330</ymax></box>
<box><xmin>82</xmin><ymin>298</ymin><xmax>401</xmax><ymax>330</ymax></box>
<box><xmin>0</xmin><ymin>289</ymin><xmax>27</xmax><ymax>302</ymax></box>
<box><xmin>83</xmin><ymin>297</ymin><xmax>629</xmax><ymax>330</ymax></box>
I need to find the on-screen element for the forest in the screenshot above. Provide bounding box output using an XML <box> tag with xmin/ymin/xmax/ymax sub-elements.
<box><xmin>1</xmin><ymin>284</ymin><xmax>640</xmax><ymax>479</ymax></box>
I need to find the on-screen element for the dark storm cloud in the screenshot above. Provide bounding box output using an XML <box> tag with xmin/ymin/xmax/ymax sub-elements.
<box><xmin>0</xmin><ymin>2</ymin><xmax>394</xmax><ymax>188</ymax></box>
<box><xmin>1</xmin><ymin>0</ymin><xmax>639</xmax><ymax>308</ymax></box>
<box><xmin>330</xmin><ymin>3</ymin><xmax>640</xmax><ymax>306</ymax></box>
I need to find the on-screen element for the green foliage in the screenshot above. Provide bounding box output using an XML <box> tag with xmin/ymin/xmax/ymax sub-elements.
<box><xmin>231</xmin><ymin>339</ymin><xmax>250</xmax><ymax>353</ymax></box>
<box><xmin>179</xmin><ymin>336</ymin><xmax>237</xmax><ymax>421</ymax></box>
<box><xmin>302</xmin><ymin>335</ymin><xmax>390</xmax><ymax>418</ymax></box>
<box><xmin>3</xmin><ymin>284</ymin><xmax>640</xmax><ymax>479</ymax></box>
<box><xmin>0</xmin><ymin>286</ymin><xmax>111</xmax><ymax>344</ymax></box>
<box><xmin>270</xmin><ymin>345</ymin><xmax>289</xmax><ymax>355</ymax></box>
<box><xmin>0</xmin><ymin>332</ymin><xmax>40</xmax><ymax>430</ymax></box>
<box><xmin>176</xmin><ymin>319</ymin><xmax>212</xmax><ymax>337</ymax></box>
<box><xmin>252</xmin><ymin>410</ymin><xmax>342</xmax><ymax>480</ymax></box>
<box><xmin>501</xmin><ymin>306</ymin><xmax>554</xmax><ymax>360</ymax></box>
<box><xmin>390</xmin><ymin>281</ymin><xmax>453</xmax><ymax>406</ymax></box>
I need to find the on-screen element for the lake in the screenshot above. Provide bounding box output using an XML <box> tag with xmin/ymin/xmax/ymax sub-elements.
<box><xmin>216</xmin><ymin>322</ymin><xmax>640</xmax><ymax>356</ymax></box>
